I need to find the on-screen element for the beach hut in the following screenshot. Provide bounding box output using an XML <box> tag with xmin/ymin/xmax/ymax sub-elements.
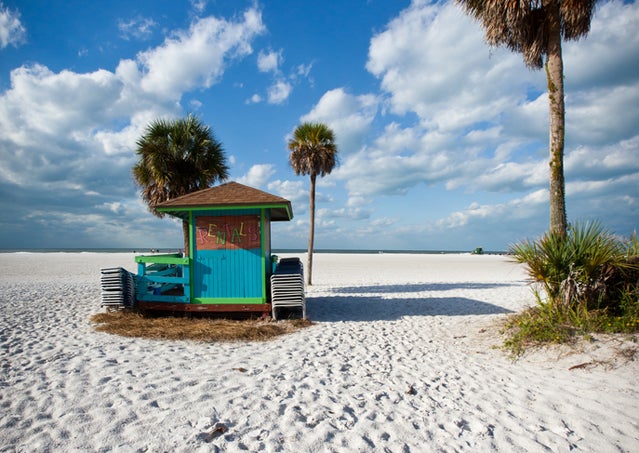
<box><xmin>132</xmin><ymin>182</ymin><xmax>296</xmax><ymax>316</ymax></box>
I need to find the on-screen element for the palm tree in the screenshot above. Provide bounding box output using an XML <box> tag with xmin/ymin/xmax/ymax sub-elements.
<box><xmin>132</xmin><ymin>114</ymin><xmax>229</xmax><ymax>256</ymax></box>
<box><xmin>456</xmin><ymin>0</ymin><xmax>598</xmax><ymax>236</ymax></box>
<box><xmin>288</xmin><ymin>122</ymin><xmax>338</xmax><ymax>285</ymax></box>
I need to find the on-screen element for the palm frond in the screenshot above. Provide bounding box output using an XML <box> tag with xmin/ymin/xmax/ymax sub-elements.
<box><xmin>457</xmin><ymin>0</ymin><xmax>598</xmax><ymax>69</ymax></box>
<box><xmin>132</xmin><ymin>113</ymin><xmax>229</xmax><ymax>215</ymax></box>
<box><xmin>288</xmin><ymin>122</ymin><xmax>338</xmax><ymax>177</ymax></box>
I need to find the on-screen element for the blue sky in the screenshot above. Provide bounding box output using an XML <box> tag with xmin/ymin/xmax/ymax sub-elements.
<box><xmin>1</xmin><ymin>0</ymin><xmax>637</xmax><ymax>251</ymax></box>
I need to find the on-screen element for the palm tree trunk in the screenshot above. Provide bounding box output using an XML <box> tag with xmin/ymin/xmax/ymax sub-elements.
<box><xmin>182</xmin><ymin>220</ymin><xmax>190</xmax><ymax>257</ymax></box>
<box><xmin>307</xmin><ymin>173</ymin><xmax>316</xmax><ymax>286</ymax></box>
<box><xmin>545</xmin><ymin>0</ymin><xmax>568</xmax><ymax>236</ymax></box>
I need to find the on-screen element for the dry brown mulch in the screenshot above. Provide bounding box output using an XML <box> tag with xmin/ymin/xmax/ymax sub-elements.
<box><xmin>90</xmin><ymin>310</ymin><xmax>312</xmax><ymax>342</ymax></box>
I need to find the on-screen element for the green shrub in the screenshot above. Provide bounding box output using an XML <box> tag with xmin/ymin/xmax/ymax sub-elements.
<box><xmin>505</xmin><ymin>223</ymin><xmax>639</xmax><ymax>356</ymax></box>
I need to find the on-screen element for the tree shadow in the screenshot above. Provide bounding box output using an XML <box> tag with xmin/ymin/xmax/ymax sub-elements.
<box><xmin>331</xmin><ymin>282</ymin><xmax>522</xmax><ymax>295</ymax></box>
<box><xmin>307</xmin><ymin>282</ymin><xmax>517</xmax><ymax>322</ymax></box>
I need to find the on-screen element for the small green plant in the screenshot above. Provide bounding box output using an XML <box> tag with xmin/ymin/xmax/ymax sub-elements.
<box><xmin>505</xmin><ymin>223</ymin><xmax>639</xmax><ymax>356</ymax></box>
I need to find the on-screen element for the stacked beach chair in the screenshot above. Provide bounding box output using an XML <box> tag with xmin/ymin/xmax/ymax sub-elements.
<box><xmin>100</xmin><ymin>267</ymin><xmax>136</xmax><ymax>309</ymax></box>
<box><xmin>270</xmin><ymin>258</ymin><xmax>305</xmax><ymax>320</ymax></box>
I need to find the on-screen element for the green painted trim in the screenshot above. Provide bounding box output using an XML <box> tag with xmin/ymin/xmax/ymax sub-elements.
<box><xmin>158</xmin><ymin>203</ymin><xmax>292</xmax><ymax>219</ymax></box>
<box><xmin>188</xmin><ymin>211</ymin><xmax>194</xmax><ymax>255</ymax></box>
<box><xmin>193</xmin><ymin>297</ymin><xmax>266</xmax><ymax>305</ymax></box>
<box><xmin>260</xmin><ymin>208</ymin><xmax>267</xmax><ymax>299</ymax></box>
<box><xmin>189</xmin><ymin>211</ymin><xmax>195</xmax><ymax>302</ymax></box>
<box><xmin>135</xmin><ymin>254</ymin><xmax>189</xmax><ymax>265</ymax></box>
<box><xmin>159</xmin><ymin>203</ymin><xmax>287</xmax><ymax>211</ymax></box>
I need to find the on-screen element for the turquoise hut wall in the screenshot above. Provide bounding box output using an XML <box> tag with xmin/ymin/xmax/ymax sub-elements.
<box><xmin>193</xmin><ymin>248</ymin><xmax>263</xmax><ymax>302</ymax></box>
<box><xmin>189</xmin><ymin>208</ymin><xmax>272</xmax><ymax>304</ymax></box>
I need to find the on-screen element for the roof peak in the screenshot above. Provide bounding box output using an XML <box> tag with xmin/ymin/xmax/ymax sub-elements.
<box><xmin>154</xmin><ymin>181</ymin><xmax>293</xmax><ymax>221</ymax></box>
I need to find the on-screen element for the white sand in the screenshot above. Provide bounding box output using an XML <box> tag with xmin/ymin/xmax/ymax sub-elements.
<box><xmin>1</xmin><ymin>252</ymin><xmax>637</xmax><ymax>452</ymax></box>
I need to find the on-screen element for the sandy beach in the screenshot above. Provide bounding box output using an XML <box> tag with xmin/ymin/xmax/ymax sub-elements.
<box><xmin>1</xmin><ymin>252</ymin><xmax>638</xmax><ymax>452</ymax></box>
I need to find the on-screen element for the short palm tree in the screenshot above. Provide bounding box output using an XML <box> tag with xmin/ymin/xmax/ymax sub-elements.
<box><xmin>132</xmin><ymin>114</ymin><xmax>229</xmax><ymax>256</ymax></box>
<box><xmin>456</xmin><ymin>0</ymin><xmax>599</xmax><ymax>236</ymax></box>
<box><xmin>288</xmin><ymin>122</ymin><xmax>338</xmax><ymax>285</ymax></box>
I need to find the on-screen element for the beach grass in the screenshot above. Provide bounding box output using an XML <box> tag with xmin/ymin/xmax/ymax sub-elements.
<box><xmin>501</xmin><ymin>302</ymin><xmax>639</xmax><ymax>357</ymax></box>
<box><xmin>90</xmin><ymin>310</ymin><xmax>312</xmax><ymax>342</ymax></box>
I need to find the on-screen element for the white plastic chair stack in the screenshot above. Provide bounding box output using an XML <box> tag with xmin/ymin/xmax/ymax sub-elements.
<box><xmin>100</xmin><ymin>267</ymin><xmax>135</xmax><ymax>309</ymax></box>
<box><xmin>270</xmin><ymin>258</ymin><xmax>305</xmax><ymax>320</ymax></box>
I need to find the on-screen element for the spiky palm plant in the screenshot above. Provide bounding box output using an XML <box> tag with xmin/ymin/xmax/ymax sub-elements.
<box><xmin>510</xmin><ymin>222</ymin><xmax>638</xmax><ymax>311</ymax></box>
<box><xmin>132</xmin><ymin>114</ymin><xmax>229</xmax><ymax>255</ymax></box>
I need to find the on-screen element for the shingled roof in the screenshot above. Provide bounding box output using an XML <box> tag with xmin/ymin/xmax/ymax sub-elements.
<box><xmin>155</xmin><ymin>181</ymin><xmax>293</xmax><ymax>221</ymax></box>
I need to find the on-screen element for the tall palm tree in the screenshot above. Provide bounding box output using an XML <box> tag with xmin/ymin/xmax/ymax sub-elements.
<box><xmin>457</xmin><ymin>0</ymin><xmax>598</xmax><ymax>236</ymax></box>
<box><xmin>288</xmin><ymin>122</ymin><xmax>338</xmax><ymax>285</ymax></box>
<box><xmin>132</xmin><ymin>114</ymin><xmax>229</xmax><ymax>256</ymax></box>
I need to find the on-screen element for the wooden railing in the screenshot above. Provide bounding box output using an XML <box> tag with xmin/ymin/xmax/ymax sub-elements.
<box><xmin>135</xmin><ymin>254</ymin><xmax>190</xmax><ymax>303</ymax></box>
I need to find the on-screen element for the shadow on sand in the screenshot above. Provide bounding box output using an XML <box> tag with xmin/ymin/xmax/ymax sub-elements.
<box><xmin>330</xmin><ymin>282</ymin><xmax>520</xmax><ymax>295</ymax></box>
<box><xmin>307</xmin><ymin>282</ymin><xmax>516</xmax><ymax>322</ymax></box>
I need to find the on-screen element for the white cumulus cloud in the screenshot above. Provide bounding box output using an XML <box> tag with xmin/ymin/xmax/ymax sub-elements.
<box><xmin>301</xmin><ymin>88</ymin><xmax>378</xmax><ymax>155</ymax></box>
<box><xmin>267</xmin><ymin>80</ymin><xmax>292</xmax><ymax>104</ymax></box>
<box><xmin>257</xmin><ymin>49</ymin><xmax>283</xmax><ymax>73</ymax></box>
<box><xmin>237</xmin><ymin>164</ymin><xmax>276</xmax><ymax>188</ymax></box>
<box><xmin>137</xmin><ymin>8</ymin><xmax>265</xmax><ymax>99</ymax></box>
<box><xmin>0</xmin><ymin>2</ymin><xmax>26</xmax><ymax>48</ymax></box>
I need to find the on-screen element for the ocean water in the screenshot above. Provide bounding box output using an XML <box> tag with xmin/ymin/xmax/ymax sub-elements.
<box><xmin>0</xmin><ymin>248</ymin><xmax>506</xmax><ymax>255</ymax></box>
<box><xmin>0</xmin><ymin>248</ymin><xmax>177</xmax><ymax>254</ymax></box>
